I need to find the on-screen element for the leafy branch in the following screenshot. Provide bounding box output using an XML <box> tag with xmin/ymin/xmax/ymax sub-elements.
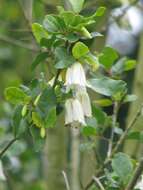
<box><xmin>85</xmin><ymin>104</ymin><xmax>143</xmax><ymax>189</ymax></box>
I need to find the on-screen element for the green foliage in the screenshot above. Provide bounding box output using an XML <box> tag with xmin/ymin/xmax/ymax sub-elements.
<box><xmin>55</xmin><ymin>47</ymin><xmax>75</xmax><ymax>69</ymax></box>
<box><xmin>45</xmin><ymin>107</ymin><xmax>57</xmax><ymax>128</ymax></box>
<box><xmin>88</xmin><ymin>77</ymin><xmax>127</xmax><ymax>100</ymax></box>
<box><xmin>31</xmin><ymin>52</ymin><xmax>48</xmax><ymax>70</ymax></box>
<box><xmin>111</xmin><ymin>58</ymin><xmax>137</xmax><ymax>75</ymax></box>
<box><xmin>127</xmin><ymin>131</ymin><xmax>143</xmax><ymax>142</ymax></box>
<box><xmin>81</xmin><ymin>126</ymin><xmax>97</xmax><ymax>136</ymax></box>
<box><xmin>32</xmin><ymin>23</ymin><xmax>49</xmax><ymax>43</ymax></box>
<box><xmin>98</xmin><ymin>46</ymin><xmax>119</xmax><ymax>69</ymax></box>
<box><xmin>5</xmin><ymin>87</ymin><xmax>30</xmax><ymax>105</ymax></box>
<box><xmin>12</xmin><ymin>105</ymin><xmax>28</xmax><ymax>137</ymax></box>
<box><xmin>92</xmin><ymin>105</ymin><xmax>107</xmax><ymax>125</ymax></box>
<box><xmin>32</xmin><ymin>112</ymin><xmax>44</xmax><ymax>128</ymax></box>
<box><xmin>43</xmin><ymin>15</ymin><xmax>66</xmax><ymax>33</ymax></box>
<box><xmin>94</xmin><ymin>98</ymin><xmax>113</xmax><ymax>107</ymax></box>
<box><xmin>112</xmin><ymin>153</ymin><xmax>133</xmax><ymax>184</ymax></box>
<box><xmin>69</xmin><ymin>0</ymin><xmax>85</xmax><ymax>13</ymax></box>
<box><xmin>72</xmin><ymin>42</ymin><xmax>89</xmax><ymax>59</ymax></box>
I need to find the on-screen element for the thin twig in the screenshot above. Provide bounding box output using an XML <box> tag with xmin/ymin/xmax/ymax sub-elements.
<box><xmin>125</xmin><ymin>157</ymin><xmax>143</xmax><ymax>190</ymax></box>
<box><xmin>53</xmin><ymin>70</ymin><xmax>61</xmax><ymax>88</ymax></box>
<box><xmin>92</xmin><ymin>176</ymin><xmax>105</xmax><ymax>190</ymax></box>
<box><xmin>62</xmin><ymin>171</ymin><xmax>71</xmax><ymax>190</ymax></box>
<box><xmin>107</xmin><ymin>102</ymin><xmax>119</xmax><ymax>158</ymax></box>
<box><xmin>0</xmin><ymin>34</ymin><xmax>39</xmax><ymax>52</ymax></box>
<box><xmin>112</xmin><ymin>104</ymin><xmax>143</xmax><ymax>155</ymax></box>
<box><xmin>0</xmin><ymin>138</ymin><xmax>18</xmax><ymax>158</ymax></box>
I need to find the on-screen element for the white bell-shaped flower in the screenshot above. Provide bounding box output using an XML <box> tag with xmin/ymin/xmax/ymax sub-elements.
<box><xmin>0</xmin><ymin>161</ymin><xmax>6</xmax><ymax>181</ymax></box>
<box><xmin>65</xmin><ymin>98</ymin><xmax>86</xmax><ymax>126</ymax></box>
<box><xmin>76</xmin><ymin>88</ymin><xmax>92</xmax><ymax>117</ymax></box>
<box><xmin>65</xmin><ymin>62</ymin><xmax>87</xmax><ymax>90</ymax></box>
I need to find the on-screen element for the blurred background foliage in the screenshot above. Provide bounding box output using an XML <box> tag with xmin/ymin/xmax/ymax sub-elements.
<box><xmin>0</xmin><ymin>0</ymin><xmax>143</xmax><ymax>190</ymax></box>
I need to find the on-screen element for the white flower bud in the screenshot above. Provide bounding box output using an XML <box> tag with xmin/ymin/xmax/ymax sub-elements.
<box><xmin>65</xmin><ymin>98</ymin><xmax>86</xmax><ymax>126</ymax></box>
<box><xmin>65</xmin><ymin>62</ymin><xmax>87</xmax><ymax>91</ymax></box>
<box><xmin>76</xmin><ymin>88</ymin><xmax>92</xmax><ymax>117</ymax></box>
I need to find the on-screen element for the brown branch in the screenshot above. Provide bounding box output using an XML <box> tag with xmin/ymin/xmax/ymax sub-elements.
<box><xmin>53</xmin><ymin>70</ymin><xmax>61</xmax><ymax>88</ymax></box>
<box><xmin>0</xmin><ymin>138</ymin><xmax>18</xmax><ymax>158</ymax></box>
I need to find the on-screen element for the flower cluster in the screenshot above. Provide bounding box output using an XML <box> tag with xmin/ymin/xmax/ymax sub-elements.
<box><xmin>65</xmin><ymin>62</ymin><xmax>92</xmax><ymax>126</ymax></box>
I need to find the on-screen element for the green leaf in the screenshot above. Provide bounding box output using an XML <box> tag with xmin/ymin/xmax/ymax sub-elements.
<box><xmin>123</xmin><ymin>94</ymin><xmax>137</xmax><ymax>103</ymax></box>
<box><xmin>69</xmin><ymin>0</ymin><xmax>85</xmax><ymax>13</ymax></box>
<box><xmin>72</xmin><ymin>42</ymin><xmax>89</xmax><ymax>59</ymax></box>
<box><xmin>12</xmin><ymin>105</ymin><xmax>22</xmax><ymax>136</ymax></box>
<box><xmin>124</xmin><ymin>60</ymin><xmax>137</xmax><ymax>71</ymax></box>
<box><xmin>37</xmin><ymin>87</ymin><xmax>57</xmax><ymax>114</ymax></box>
<box><xmin>111</xmin><ymin>58</ymin><xmax>137</xmax><ymax>75</ymax></box>
<box><xmin>31</xmin><ymin>52</ymin><xmax>48</xmax><ymax>70</ymax></box>
<box><xmin>92</xmin><ymin>105</ymin><xmax>106</xmax><ymax>125</ymax></box>
<box><xmin>94</xmin><ymin>99</ymin><xmax>113</xmax><ymax>107</ymax></box>
<box><xmin>55</xmin><ymin>59</ymin><xmax>74</xmax><ymax>69</ymax></box>
<box><xmin>94</xmin><ymin>7</ymin><xmax>106</xmax><ymax>17</ymax></box>
<box><xmin>60</xmin><ymin>11</ymin><xmax>94</xmax><ymax>31</ymax></box>
<box><xmin>30</xmin><ymin>127</ymin><xmax>45</xmax><ymax>152</ymax></box>
<box><xmin>112</xmin><ymin>153</ymin><xmax>133</xmax><ymax>184</ymax></box>
<box><xmin>55</xmin><ymin>47</ymin><xmax>75</xmax><ymax>69</ymax></box>
<box><xmin>40</xmin><ymin>36</ymin><xmax>55</xmax><ymax>48</ymax></box>
<box><xmin>5</xmin><ymin>87</ymin><xmax>30</xmax><ymax>104</ymax></box>
<box><xmin>12</xmin><ymin>105</ymin><xmax>28</xmax><ymax>137</ymax></box>
<box><xmin>81</xmin><ymin>126</ymin><xmax>96</xmax><ymax>136</ymax></box>
<box><xmin>86</xmin><ymin>7</ymin><xmax>106</xmax><ymax>21</ymax></box>
<box><xmin>88</xmin><ymin>77</ymin><xmax>127</xmax><ymax>98</ymax></box>
<box><xmin>32</xmin><ymin>112</ymin><xmax>44</xmax><ymax>128</ymax></box>
<box><xmin>98</xmin><ymin>47</ymin><xmax>119</xmax><ymax>69</ymax></box>
<box><xmin>84</xmin><ymin>53</ymin><xmax>99</xmax><ymax>70</ymax></box>
<box><xmin>45</xmin><ymin>107</ymin><xmax>57</xmax><ymax>128</ymax></box>
<box><xmin>111</xmin><ymin>57</ymin><xmax>127</xmax><ymax>75</ymax></box>
<box><xmin>65</xmin><ymin>33</ymin><xmax>79</xmax><ymax>42</ymax></box>
<box><xmin>127</xmin><ymin>131</ymin><xmax>143</xmax><ymax>143</ymax></box>
<box><xmin>32</xmin><ymin>23</ymin><xmax>49</xmax><ymax>43</ymax></box>
<box><xmin>43</xmin><ymin>15</ymin><xmax>65</xmax><ymax>33</ymax></box>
